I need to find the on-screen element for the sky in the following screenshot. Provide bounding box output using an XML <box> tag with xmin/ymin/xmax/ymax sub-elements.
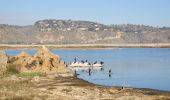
<box><xmin>0</xmin><ymin>0</ymin><xmax>170</xmax><ymax>27</ymax></box>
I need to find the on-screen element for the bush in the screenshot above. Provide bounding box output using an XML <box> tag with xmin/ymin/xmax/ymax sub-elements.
<box><xmin>4</xmin><ymin>64</ymin><xmax>21</xmax><ymax>75</ymax></box>
<box><xmin>2</xmin><ymin>63</ymin><xmax>43</xmax><ymax>78</ymax></box>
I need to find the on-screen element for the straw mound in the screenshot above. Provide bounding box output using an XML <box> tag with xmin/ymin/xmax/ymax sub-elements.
<box><xmin>16</xmin><ymin>51</ymin><xmax>31</xmax><ymax>58</ymax></box>
<box><xmin>8</xmin><ymin>47</ymin><xmax>69</xmax><ymax>74</ymax></box>
<box><xmin>0</xmin><ymin>51</ymin><xmax>7</xmax><ymax>75</ymax></box>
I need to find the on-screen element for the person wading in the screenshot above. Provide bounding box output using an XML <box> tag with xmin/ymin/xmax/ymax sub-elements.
<box><xmin>109</xmin><ymin>69</ymin><xmax>112</xmax><ymax>77</ymax></box>
<box><xmin>88</xmin><ymin>68</ymin><xmax>91</xmax><ymax>76</ymax></box>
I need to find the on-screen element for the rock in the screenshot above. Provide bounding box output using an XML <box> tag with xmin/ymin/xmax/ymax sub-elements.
<box><xmin>10</xmin><ymin>75</ymin><xmax>19</xmax><ymax>81</ymax></box>
<box><xmin>38</xmin><ymin>88</ymin><xmax>48</xmax><ymax>91</ymax></box>
<box><xmin>46</xmin><ymin>73</ymin><xmax>74</xmax><ymax>79</ymax></box>
<box><xmin>58</xmin><ymin>73</ymin><xmax>74</xmax><ymax>77</ymax></box>
<box><xmin>47</xmin><ymin>74</ymin><xmax>57</xmax><ymax>79</ymax></box>
<box><xmin>0</xmin><ymin>50</ymin><xmax>7</xmax><ymax>75</ymax></box>
<box><xmin>31</xmin><ymin>76</ymin><xmax>40</xmax><ymax>82</ymax></box>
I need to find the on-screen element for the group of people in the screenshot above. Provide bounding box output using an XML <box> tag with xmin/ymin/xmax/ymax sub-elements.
<box><xmin>71</xmin><ymin>58</ymin><xmax>112</xmax><ymax>77</ymax></box>
<box><xmin>73</xmin><ymin>58</ymin><xmax>104</xmax><ymax>67</ymax></box>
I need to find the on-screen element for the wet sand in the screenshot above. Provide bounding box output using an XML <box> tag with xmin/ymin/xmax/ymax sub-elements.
<box><xmin>0</xmin><ymin>76</ymin><xmax>170</xmax><ymax>100</ymax></box>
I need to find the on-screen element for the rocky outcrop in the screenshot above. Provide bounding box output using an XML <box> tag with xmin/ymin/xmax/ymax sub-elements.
<box><xmin>0</xmin><ymin>51</ymin><xmax>7</xmax><ymax>75</ymax></box>
<box><xmin>8</xmin><ymin>47</ymin><xmax>71</xmax><ymax>75</ymax></box>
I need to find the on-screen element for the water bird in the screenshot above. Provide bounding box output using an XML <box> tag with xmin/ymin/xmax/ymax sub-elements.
<box><xmin>74</xmin><ymin>58</ymin><xmax>77</xmax><ymax>63</ymax></box>
<box><xmin>92</xmin><ymin>62</ymin><xmax>103</xmax><ymax>67</ymax></box>
<box><xmin>100</xmin><ymin>68</ymin><xmax>104</xmax><ymax>71</ymax></box>
<box><xmin>69</xmin><ymin>59</ymin><xmax>104</xmax><ymax>68</ymax></box>
<box><xmin>81</xmin><ymin>60</ymin><xmax>85</xmax><ymax>64</ymax></box>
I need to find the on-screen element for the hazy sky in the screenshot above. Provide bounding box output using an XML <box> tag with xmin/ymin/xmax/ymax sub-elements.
<box><xmin>0</xmin><ymin>0</ymin><xmax>170</xmax><ymax>26</ymax></box>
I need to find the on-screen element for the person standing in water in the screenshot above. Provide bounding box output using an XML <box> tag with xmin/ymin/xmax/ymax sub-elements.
<box><xmin>88</xmin><ymin>68</ymin><xmax>91</xmax><ymax>76</ymax></box>
<box><xmin>74</xmin><ymin>70</ymin><xmax>77</xmax><ymax>78</ymax></box>
<box><xmin>74</xmin><ymin>58</ymin><xmax>77</xmax><ymax>63</ymax></box>
<box><xmin>109</xmin><ymin>69</ymin><xmax>112</xmax><ymax>77</ymax></box>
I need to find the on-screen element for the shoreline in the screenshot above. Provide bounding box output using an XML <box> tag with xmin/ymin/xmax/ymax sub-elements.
<box><xmin>79</xmin><ymin>77</ymin><xmax>170</xmax><ymax>93</ymax></box>
<box><xmin>1</xmin><ymin>45</ymin><xmax>170</xmax><ymax>99</ymax></box>
<box><xmin>0</xmin><ymin>75</ymin><xmax>170</xmax><ymax>99</ymax></box>
<box><xmin>1</xmin><ymin>43</ymin><xmax>170</xmax><ymax>50</ymax></box>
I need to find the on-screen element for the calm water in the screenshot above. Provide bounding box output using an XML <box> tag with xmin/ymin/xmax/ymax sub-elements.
<box><xmin>6</xmin><ymin>48</ymin><xmax>170</xmax><ymax>91</ymax></box>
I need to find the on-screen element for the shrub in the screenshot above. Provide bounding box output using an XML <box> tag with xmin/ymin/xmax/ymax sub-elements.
<box><xmin>4</xmin><ymin>64</ymin><xmax>21</xmax><ymax>75</ymax></box>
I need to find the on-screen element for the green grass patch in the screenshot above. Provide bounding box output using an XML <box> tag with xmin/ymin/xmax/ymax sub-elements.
<box><xmin>2</xmin><ymin>63</ymin><xmax>43</xmax><ymax>78</ymax></box>
<box><xmin>17</xmin><ymin>72</ymin><xmax>43</xmax><ymax>78</ymax></box>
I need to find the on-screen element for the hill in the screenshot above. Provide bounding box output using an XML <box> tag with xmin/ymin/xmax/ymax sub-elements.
<box><xmin>0</xmin><ymin>19</ymin><xmax>170</xmax><ymax>44</ymax></box>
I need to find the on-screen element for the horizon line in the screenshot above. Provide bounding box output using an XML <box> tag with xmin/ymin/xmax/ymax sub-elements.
<box><xmin>0</xmin><ymin>19</ymin><xmax>169</xmax><ymax>28</ymax></box>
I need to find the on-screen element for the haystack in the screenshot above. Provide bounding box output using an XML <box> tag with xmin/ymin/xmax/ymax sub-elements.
<box><xmin>7</xmin><ymin>47</ymin><xmax>70</xmax><ymax>74</ymax></box>
<box><xmin>15</xmin><ymin>51</ymin><xmax>31</xmax><ymax>58</ymax></box>
<box><xmin>0</xmin><ymin>51</ymin><xmax>7</xmax><ymax>75</ymax></box>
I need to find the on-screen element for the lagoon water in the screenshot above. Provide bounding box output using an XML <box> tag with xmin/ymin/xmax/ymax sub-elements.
<box><xmin>6</xmin><ymin>48</ymin><xmax>170</xmax><ymax>91</ymax></box>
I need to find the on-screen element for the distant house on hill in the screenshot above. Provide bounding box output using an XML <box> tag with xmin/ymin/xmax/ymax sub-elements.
<box><xmin>95</xmin><ymin>28</ymin><xmax>100</xmax><ymax>31</ymax></box>
<box><xmin>79</xmin><ymin>28</ymin><xmax>88</xmax><ymax>31</ymax></box>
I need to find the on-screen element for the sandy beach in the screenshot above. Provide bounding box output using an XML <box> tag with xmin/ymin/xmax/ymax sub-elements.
<box><xmin>1</xmin><ymin>43</ymin><xmax>170</xmax><ymax>50</ymax></box>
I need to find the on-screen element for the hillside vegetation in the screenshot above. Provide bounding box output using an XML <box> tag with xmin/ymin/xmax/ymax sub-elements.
<box><xmin>0</xmin><ymin>19</ymin><xmax>170</xmax><ymax>44</ymax></box>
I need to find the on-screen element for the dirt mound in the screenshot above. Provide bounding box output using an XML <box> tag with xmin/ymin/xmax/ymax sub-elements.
<box><xmin>7</xmin><ymin>47</ymin><xmax>70</xmax><ymax>74</ymax></box>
